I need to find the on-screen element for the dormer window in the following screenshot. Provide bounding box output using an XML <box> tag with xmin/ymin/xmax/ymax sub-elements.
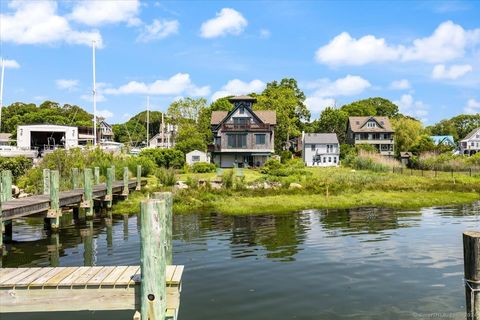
<box><xmin>366</xmin><ymin>121</ymin><xmax>376</xmax><ymax>128</ymax></box>
<box><xmin>239</xmin><ymin>107</ymin><xmax>245</xmax><ymax>114</ymax></box>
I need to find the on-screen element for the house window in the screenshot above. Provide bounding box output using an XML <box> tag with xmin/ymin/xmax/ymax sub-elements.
<box><xmin>192</xmin><ymin>155</ymin><xmax>200</xmax><ymax>162</ymax></box>
<box><xmin>328</xmin><ymin>157</ymin><xmax>331</xmax><ymax>162</ymax></box>
<box><xmin>311</xmin><ymin>144</ymin><xmax>316</xmax><ymax>151</ymax></box>
<box><xmin>239</xmin><ymin>107</ymin><xmax>245</xmax><ymax>114</ymax></box>
<box><xmin>367</xmin><ymin>121</ymin><xmax>376</xmax><ymax>128</ymax></box>
<box><xmin>227</xmin><ymin>134</ymin><xmax>247</xmax><ymax>148</ymax></box>
<box><xmin>255</xmin><ymin>134</ymin><xmax>266</xmax><ymax>145</ymax></box>
<box><xmin>323</xmin><ymin>157</ymin><xmax>326</xmax><ymax>163</ymax></box>
<box><xmin>333</xmin><ymin>157</ymin><xmax>337</xmax><ymax>163</ymax></box>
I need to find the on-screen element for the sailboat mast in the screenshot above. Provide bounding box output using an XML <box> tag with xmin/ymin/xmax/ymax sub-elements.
<box><xmin>0</xmin><ymin>59</ymin><xmax>5</xmax><ymax>133</ymax></box>
<box><xmin>146</xmin><ymin>96</ymin><xmax>150</xmax><ymax>147</ymax></box>
<box><xmin>161</xmin><ymin>112</ymin><xmax>164</xmax><ymax>148</ymax></box>
<box><xmin>92</xmin><ymin>41</ymin><xmax>97</xmax><ymax>146</ymax></box>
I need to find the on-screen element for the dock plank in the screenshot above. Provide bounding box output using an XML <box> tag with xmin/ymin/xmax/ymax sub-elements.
<box><xmin>117</xmin><ymin>266</ymin><xmax>140</xmax><ymax>286</ymax></box>
<box><xmin>87</xmin><ymin>267</ymin><xmax>116</xmax><ymax>286</ymax></box>
<box><xmin>171</xmin><ymin>265</ymin><xmax>184</xmax><ymax>285</ymax></box>
<box><xmin>58</xmin><ymin>267</ymin><xmax>90</xmax><ymax>286</ymax></box>
<box><xmin>72</xmin><ymin>267</ymin><xmax>104</xmax><ymax>286</ymax></box>
<box><xmin>4</xmin><ymin>268</ymin><xmax>41</xmax><ymax>287</ymax></box>
<box><xmin>0</xmin><ymin>269</ymin><xmax>30</xmax><ymax>285</ymax></box>
<box><xmin>15</xmin><ymin>267</ymin><xmax>54</xmax><ymax>287</ymax></box>
<box><xmin>29</xmin><ymin>268</ymin><xmax>66</xmax><ymax>287</ymax></box>
<box><xmin>44</xmin><ymin>267</ymin><xmax>79</xmax><ymax>287</ymax></box>
<box><xmin>101</xmin><ymin>266</ymin><xmax>129</xmax><ymax>286</ymax></box>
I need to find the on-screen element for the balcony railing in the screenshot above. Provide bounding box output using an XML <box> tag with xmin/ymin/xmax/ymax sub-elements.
<box><xmin>221</xmin><ymin>123</ymin><xmax>270</xmax><ymax>131</ymax></box>
<box><xmin>208</xmin><ymin>144</ymin><xmax>221</xmax><ymax>152</ymax></box>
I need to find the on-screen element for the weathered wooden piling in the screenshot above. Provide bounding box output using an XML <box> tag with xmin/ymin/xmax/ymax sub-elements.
<box><xmin>122</xmin><ymin>167</ymin><xmax>129</xmax><ymax>197</ymax></box>
<box><xmin>83</xmin><ymin>168</ymin><xmax>94</xmax><ymax>217</ymax></box>
<box><xmin>139</xmin><ymin>199</ymin><xmax>166</xmax><ymax>320</ymax></box>
<box><xmin>1</xmin><ymin>170</ymin><xmax>12</xmax><ymax>202</ymax></box>
<box><xmin>94</xmin><ymin>167</ymin><xmax>100</xmax><ymax>185</ymax></box>
<box><xmin>72</xmin><ymin>168</ymin><xmax>80</xmax><ymax>189</ymax></box>
<box><xmin>464</xmin><ymin>231</ymin><xmax>480</xmax><ymax>320</ymax></box>
<box><xmin>47</xmin><ymin>170</ymin><xmax>61</xmax><ymax>230</ymax></box>
<box><xmin>43</xmin><ymin>169</ymin><xmax>50</xmax><ymax>195</ymax></box>
<box><xmin>105</xmin><ymin>167</ymin><xmax>113</xmax><ymax>208</ymax></box>
<box><xmin>152</xmin><ymin>192</ymin><xmax>173</xmax><ymax>265</ymax></box>
<box><xmin>136</xmin><ymin>165</ymin><xmax>142</xmax><ymax>191</ymax></box>
<box><xmin>0</xmin><ymin>190</ymin><xmax>3</xmax><ymax>250</ymax></box>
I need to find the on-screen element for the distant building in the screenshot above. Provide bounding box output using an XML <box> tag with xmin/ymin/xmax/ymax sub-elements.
<box><xmin>99</xmin><ymin>119</ymin><xmax>114</xmax><ymax>142</ymax></box>
<box><xmin>208</xmin><ymin>95</ymin><xmax>276</xmax><ymax>168</ymax></box>
<box><xmin>186</xmin><ymin>150</ymin><xmax>210</xmax><ymax>165</ymax></box>
<box><xmin>148</xmin><ymin>124</ymin><xmax>177</xmax><ymax>149</ymax></box>
<box><xmin>347</xmin><ymin>116</ymin><xmax>395</xmax><ymax>156</ymax></box>
<box><xmin>302</xmin><ymin>132</ymin><xmax>340</xmax><ymax>167</ymax></box>
<box><xmin>0</xmin><ymin>133</ymin><xmax>12</xmax><ymax>146</ymax></box>
<box><xmin>460</xmin><ymin>128</ymin><xmax>480</xmax><ymax>156</ymax></box>
<box><xmin>17</xmin><ymin>124</ymin><xmax>78</xmax><ymax>151</ymax></box>
<box><xmin>430</xmin><ymin>135</ymin><xmax>455</xmax><ymax>147</ymax></box>
<box><xmin>400</xmin><ymin>152</ymin><xmax>413</xmax><ymax>166</ymax></box>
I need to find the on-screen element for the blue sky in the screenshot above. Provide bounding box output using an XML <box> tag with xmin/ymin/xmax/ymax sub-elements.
<box><xmin>1</xmin><ymin>0</ymin><xmax>479</xmax><ymax>124</ymax></box>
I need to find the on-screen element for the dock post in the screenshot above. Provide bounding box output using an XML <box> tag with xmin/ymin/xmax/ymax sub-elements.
<box><xmin>152</xmin><ymin>192</ymin><xmax>173</xmax><ymax>265</ymax></box>
<box><xmin>43</xmin><ymin>168</ymin><xmax>50</xmax><ymax>195</ymax></box>
<box><xmin>112</xmin><ymin>165</ymin><xmax>116</xmax><ymax>180</ymax></box>
<box><xmin>94</xmin><ymin>167</ymin><xmax>100</xmax><ymax>185</ymax></box>
<box><xmin>72</xmin><ymin>168</ymin><xmax>79</xmax><ymax>189</ymax></box>
<box><xmin>122</xmin><ymin>167</ymin><xmax>129</xmax><ymax>197</ymax></box>
<box><xmin>136</xmin><ymin>165</ymin><xmax>142</xmax><ymax>191</ymax></box>
<box><xmin>83</xmin><ymin>168</ymin><xmax>94</xmax><ymax>217</ymax></box>
<box><xmin>105</xmin><ymin>167</ymin><xmax>113</xmax><ymax>208</ymax></box>
<box><xmin>464</xmin><ymin>231</ymin><xmax>480</xmax><ymax>320</ymax></box>
<box><xmin>47</xmin><ymin>170</ymin><xmax>61</xmax><ymax>230</ymax></box>
<box><xmin>0</xmin><ymin>194</ymin><xmax>3</xmax><ymax>251</ymax></box>
<box><xmin>139</xmin><ymin>199</ymin><xmax>166</xmax><ymax>320</ymax></box>
<box><xmin>1</xmin><ymin>170</ymin><xmax>12</xmax><ymax>202</ymax></box>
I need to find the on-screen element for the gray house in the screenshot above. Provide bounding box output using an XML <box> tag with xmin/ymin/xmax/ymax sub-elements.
<box><xmin>209</xmin><ymin>95</ymin><xmax>276</xmax><ymax>168</ymax></box>
<box><xmin>302</xmin><ymin>133</ymin><xmax>340</xmax><ymax>167</ymax></box>
<box><xmin>347</xmin><ymin>116</ymin><xmax>395</xmax><ymax>156</ymax></box>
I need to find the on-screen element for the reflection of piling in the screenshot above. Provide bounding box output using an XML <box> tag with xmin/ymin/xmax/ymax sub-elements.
<box><xmin>48</xmin><ymin>233</ymin><xmax>60</xmax><ymax>267</ymax></box>
<box><xmin>106</xmin><ymin>216</ymin><xmax>113</xmax><ymax>250</ymax></box>
<box><xmin>139</xmin><ymin>199</ymin><xmax>166</xmax><ymax>320</ymax></box>
<box><xmin>82</xmin><ymin>220</ymin><xmax>94</xmax><ymax>266</ymax></box>
<box><xmin>123</xmin><ymin>214</ymin><xmax>129</xmax><ymax>240</ymax></box>
<box><xmin>464</xmin><ymin>231</ymin><xmax>480</xmax><ymax>320</ymax></box>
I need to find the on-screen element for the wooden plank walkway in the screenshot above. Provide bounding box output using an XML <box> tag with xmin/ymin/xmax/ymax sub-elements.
<box><xmin>0</xmin><ymin>266</ymin><xmax>183</xmax><ymax>318</ymax></box>
<box><xmin>1</xmin><ymin>179</ymin><xmax>144</xmax><ymax>221</ymax></box>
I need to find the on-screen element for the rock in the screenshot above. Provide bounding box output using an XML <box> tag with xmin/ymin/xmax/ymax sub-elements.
<box><xmin>289</xmin><ymin>182</ymin><xmax>303</xmax><ymax>189</ymax></box>
<box><xmin>174</xmin><ymin>181</ymin><xmax>189</xmax><ymax>189</ymax></box>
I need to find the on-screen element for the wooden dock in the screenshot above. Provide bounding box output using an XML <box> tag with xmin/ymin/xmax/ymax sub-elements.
<box><xmin>0</xmin><ymin>265</ymin><xmax>183</xmax><ymax>318</ymax></box>
<box><xmin>1</xmin><ymin>179</ymin><xmax>141</xmax><ymax>221</ymax></box>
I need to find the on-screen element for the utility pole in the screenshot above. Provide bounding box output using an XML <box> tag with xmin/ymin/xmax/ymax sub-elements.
<box><xmin>146</xmin><ymin>96</ymin><xmax>150</xmax><ymax>147</ymax></box>
<box><xmin>92</xmin><ymin>41</ymin><xmax>97</xmax><ymax>146</ymax></box>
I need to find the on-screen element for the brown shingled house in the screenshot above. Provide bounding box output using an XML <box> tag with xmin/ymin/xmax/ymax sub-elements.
<box><xmin>347</xmin><ymin>116</ymin><xmax>395</xmax><ymax>156</ymax></box>
<box><xmin>209</xmin><ymin>95</ymin><xmax>276</xmax><ymax>168</ymax></box>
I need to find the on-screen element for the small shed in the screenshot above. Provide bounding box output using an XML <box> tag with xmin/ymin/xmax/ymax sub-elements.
<box><xmin>186</xmin><ymin>150</ymin><xmax>210</xmax><ymax>165</ymax></box>
<box><xmin>400</xmin><ymin>152</ymin><xmax>413</xmax><ymax>166</ymax></box>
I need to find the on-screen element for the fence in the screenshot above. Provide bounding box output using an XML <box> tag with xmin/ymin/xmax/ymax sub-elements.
<box><xmin>392</xmin><ymin>167</ymin><xmax>480</xmax><ymax>178</ymax></box>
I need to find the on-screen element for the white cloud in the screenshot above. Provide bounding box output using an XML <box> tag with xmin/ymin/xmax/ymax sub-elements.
<box><xmin>0</xmin><ymin>1</ymin><xmax>103</xmax><ymax>47</ymax></box>
<box><xmin>305</xmin><ymin>75</ymin><xmax>371</xmax><ymax>113</ymax></box>
<box><xmin>56</xmin><ymin>79</ymin><xmax>79</xmax><ymax>91</ymax></box>
<box><xmin>315</xmin><ymin>32</ymin><xmax>401</xmax><ymax>66</ymax></box>
<box><xmin>69</xmin><ymin>0</ymin><xmax>141</xmax><ymax>26</ymax></box>
<box><xmin>464</xmin><ymin>98</ymin><xmax>480</xmax><ymax>114</ymax></box>
<box><xmin>260</xmin><ymin>29</ymin><xmax>271</xmax><ymax>39</ymax></box>
<box><xmin>137</xmin><ymin>19</ymin><xmax>179</xmax><ymax>42</ymax></box>
<box><xmin>315</xmin><ymin>21</ymin><xmax>480</xmax><ymax>66</ymax></box>
<box><xmin>104</xmin><ymin>73</ymin><xmax>210</xmax><ymax>97</ymax></box>
<box><xmin>2</xmin><ymin>59</ymin><xmax>20</xmax><ymax>69</ymax></box>
<box><xmin>97</xmin><ymin>109</ymin><xmax>114</xmax><ymax>119</ymax></box>
<box><xmin>211</xmin><ymin>79</ymin><xmax>265</xmax><ymax>101</ymax></box>
<box><xmin>200</xmin><ymin>8</ymin><xmax>247</xmax><ymax>38</ymax></box>
<box><xmin>431</xmin><ymin>64</ymin><xmax>472</xmax><ymax>79</ymax></box>
<box><xmin>390</xmin><ymin>79</ymin><xmax>411</xmax><ymax>90</ymax></box>
<box><xmin>394</xmin><ymin>94</ymin><xmax>429</xmax><ymax>121</ymax></box>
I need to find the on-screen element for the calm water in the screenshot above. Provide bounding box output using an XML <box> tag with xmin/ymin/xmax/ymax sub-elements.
<box><xmin>2</xmin><ymin>203</ymin><xmax>480</xmax><ymax>320</ymax></box>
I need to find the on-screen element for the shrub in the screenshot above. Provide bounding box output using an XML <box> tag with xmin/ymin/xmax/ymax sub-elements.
<box><xmin>0</xmin><ymin>156</ymin><xmax>32</xmax><ymax>181</ymax></box>
<box><xmin>128</xmin><ymin>156</ymin><xmax>156</xmax><ymax>176</ymax></box>
<box><xmin>261</xmin><ymin>158</ymin><xmax>308</xmax><ymax>176</ymax></box>
<box><xmin>156</xmin><ymin>167</ymin><xmax>176</xmax><ymax>186</ymax></box>
<box><xmin>191</xmin><ymin>162</ymin><xmax>216</xmax><ymax>173</ymax></box>
<box><xmin>279</xmin><ymin>150</ymin><xmax>292</xmax><ymax>164</ymax></box>
<box><xmin>139</xmin><ymin>148</ymin><xmax>185</xmax><ymax>168</ymax></box>
<box><xmin>222</xmin><ymin>169</ymin><xmax>234</xmax><ymax>189</ymax></box>
<box><xmin>344</xmin><ymin>150</ymin><xmax>399</xmax><ymax>172</ymax></box>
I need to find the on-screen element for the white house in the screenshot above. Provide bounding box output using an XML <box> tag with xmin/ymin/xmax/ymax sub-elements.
<box><xmin>302</xmin><ymin>132</ymin><xmax>340</xmax><ymax>167</ymax></box>
<box><xmin>460</xmin><ymin>127</ymin><xmax>480</xmax><ymax>156</ymax></box>
<box><xmin>186</xmin><ymin>150</ymin><xmax>210</xmax><ymax>165</ymax></box>
<box><xmin>149</xmin><ymin>124</ymin><xmax>177</xmax><ymax>149</ymax></box>
<box><xmin>17</xmin><ymin>124</ymin><xmax>78</xmax><ymax>151</ymax></box>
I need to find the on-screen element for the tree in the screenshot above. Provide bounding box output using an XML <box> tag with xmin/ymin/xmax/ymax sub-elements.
<box><xmin>391</xmin><ymin>116</ymin><xmax>424</xmax><ymax>154</ymax></box>
<box><xmin>427</xmin><ymin>114</ymin><xmax>480</xmax><ymax>141</ymax></box>
<box><xmin>197</xmin><ymin>97</ymin><xmax>234</xmax><ymax>146</ymax></box>
<box><xmin>340</xmin><ymin>97</ymin><xmax>399</xmax><ymax>117</ymax></box>
<box><xmin>411</xmin><ymin>135</ymin><xmax>436</xmax><ymax>154</ymax></box>
<box><xmin>167</xmin><ymin>97</ymin><xmax>207</xmax><ymax>125</ymax></box>
<box><xmin>112</xmin><ymin>110</ymin><xmax>164</xmax><ymax>145</ymax></box>
<box><xmin>255</xmin><ymin>78</ymin><xmax>310</xmax><ymax>152</ymax></box>
<box><xmin>314</xmin><ymin>107</ymin><xmax>349</xmax><ymax>143</ymax></box>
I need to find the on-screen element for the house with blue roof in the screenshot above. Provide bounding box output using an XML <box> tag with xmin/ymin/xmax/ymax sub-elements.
<box><xmin>430</xmin><ymin>135</ymin><xmax>456</xmax><ymax>147</ymax></box>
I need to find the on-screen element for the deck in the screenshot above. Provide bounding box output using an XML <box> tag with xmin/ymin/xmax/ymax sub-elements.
<box><xmin>0</xmin><ymin>265</ymin><xmax>183</xmax><ymax>318</ymax></box>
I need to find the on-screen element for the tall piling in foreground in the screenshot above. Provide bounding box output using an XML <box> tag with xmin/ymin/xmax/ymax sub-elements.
<box><xmin>136</xmin><ymin>165</ymin><xmax>142</xmax><ymax>191</ymax></box>
<box><xmin>152</xmin><ymin>192</ymin><xmax>173</xmax><ymax>265</ymax></box>
<box><xmin>139</xmin><ymin>199</ymin><xmax>166</xmax><ymax>320</ymax></box>
<box><xmin>72</xmin><ymin>168</ymin><xmax>80</xmax><ymax>189</ymax></box>
<box><xmin>43</xmin><ymin>169</ymin><xmax>50</xmax><ymax>195</ymax></box>
<box><xmin>1</xmin><ymin>170</ymin><xmax>12</xmax><ymax>202</ymax></box>
<box><xmin>0</xmin><ymin>188</ymin><xmax>3</xmax><ymax>250</ymax></box>
<box><xmin>464</xmin><ymin>231</ymin><xmax>480</xmax><ymax>320</ymax></box>
<box><xmin>83</xmin><ymin>168</ymin><xmax>94</xmax><ymax>217</ymax></box>
<box><xmin>105</xmin><ymin>167</ymin><xmax>113</xmax><ymax>208</ymax></box>
<box><xmin>94</xmin><ymin>167</ymin><xmax>100</xmax><ymax>185</ymax></box>
<box><xmin>47</xmin><ymin>170</ymin><xmax>61</xmax><ymax>230</ymax></box>
<box><xmin>122</xmin><ymin>167</ymin><xmax>129</xmax><ymax>197</ymax></box>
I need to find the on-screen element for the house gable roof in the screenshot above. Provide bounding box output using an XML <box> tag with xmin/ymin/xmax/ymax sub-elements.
<box><xmin>348</xmin><ymin>116</ymin><xmax>394</xmax><ymax>133</ymax></box>
<box><xmin>430</xmin><ymin>135</ymin><xmax>455</xmax><ymax>145</ymax></box>
<box><xmin>210</xmin><ymin>97</ymin><xmax>276</xmax><ymax>126</ymax></box>
<box><xmin>462</xmin><ymin>127</ymin><xmax>480</xmax><ymax>141</ymax></box>
<box><xmin>303</xmin><ymin>133</ymin><xmax>339</xmax><ymax>144</ymax></box>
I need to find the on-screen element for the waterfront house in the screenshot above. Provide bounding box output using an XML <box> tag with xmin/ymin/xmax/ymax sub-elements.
<box><xmin>460</xmin><ymin>128</ymin><xmax>480</xmax><ymax>156</ymax></box>
<box><xmin>346</xmin><ymin>116</ymin><xmax>395</xmax><ymax>156</ymax></box>
<box><xmin>17</xmin><ymin>124</ymin><xmax>78</xmax><ymax>151</ymax></box>
<box><xmin>302</xmin><ymin>132</ymin><xmax>340</xmax><ymax>167</ymax></box>
<box><xmin>430</xmin><ymin>135</ymin><xmax>455</xmax><ymax>147</ymax></box>
<box><xmin>99</xmin><ymin>119</ymin><xmax>114</xmax><ymax>142</ymax></box>
<box><xmin>209</xmin><ymin>95</ymin><xmax>276</xmax><ymax>168</ymax></box>
<box><xmin>186</xmin><ymin>149</ymin><xmax>210</xmax><ymax>165</ymax></box>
